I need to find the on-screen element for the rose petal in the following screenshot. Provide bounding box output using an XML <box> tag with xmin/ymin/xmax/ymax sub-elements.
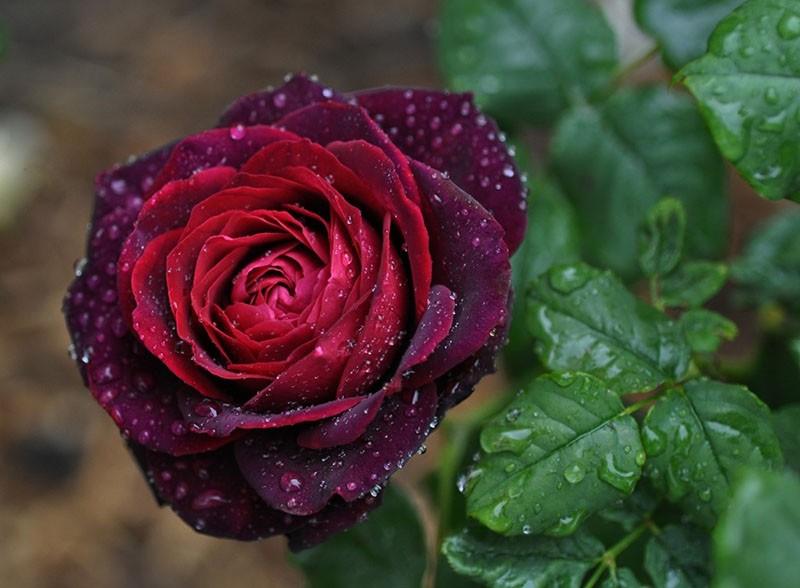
<box><xmin>296</xmin><ymin>390</ymin><xmax>386</xmax><ymax>450</ymax></box>
<box><xmin>276</xmin><ymin>102</ymin><xmax>422</xmax><ymax>205</ymax></box>
<box><xmin>134</xmin><ymin>444</ymin><xmax>305</xmax><ymax>540</ymax></box>
<box><xmin>118</xmin><ymin>166</ymin><xmax>237</xmax><ymax>323</ymax></box>
<box><xmin>353</xmin><ymin>88</ymin><xmax>528</xmax><ymax>253</ymax></box>
<box><xmin>218</xmin><ymin>73</ymin><xmax>347</xmax><ymax>128</ymax></box>
<box><xmin>393</xmin><ymin>285</ymin><xmax>456</xmax><ymax>381</ymax></box>
<box><xmin>131</xmin><ymin>229</ymin><xmax>237</xmax><ymax>399</ymax></box>
<box><xmin>336</xmin><ymin>214</ymin><xmax>409</xmax><ymax>398</ymax></box>
<box><xmin>234</xmin><ymin>384</ymin><xmax>437</xmax><ymax>515</ymax></box>
<box><xmin>92</xmin><ymin>144</ymin><xmax>172</xmax><ymax>225</ymax></box>
<box><xmin>177</xmin><ymin>391</ymin><xmax>366</xmax><ymax>437</ymax></box>
<box><xmin>328</xmin><ymin>139</ymin><xmax>432</xmax><ymax>319</ymax></box>
<box><xmin>286</xmin><ymin>491</ymin><xmax>384</xmax><ymax>552</ymax></box>
<box><xmin>405</xmin><ymin>162</ymin><xmax>511</xmax><ymax>388</ymax></box>
<box><xmin>147</xmin><ymin>126</ymin><xmax>300</xmax><ymax>196</ymax></box>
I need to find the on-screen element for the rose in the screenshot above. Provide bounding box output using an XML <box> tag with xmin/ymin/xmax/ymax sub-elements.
<box><xmin>64</xmin><ymin>74</ymin><xmax>526</xmax><ymax>549</ymax></box>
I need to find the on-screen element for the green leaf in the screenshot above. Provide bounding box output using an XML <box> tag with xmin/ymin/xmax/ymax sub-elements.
<box><xmin>596</xmin><ymin>481</ymin><xmax>660</xmax><ymax>532</ymax></box>
<box><xmin>713</xmin><ymin>469</ymin><xmax>800</xmax><ymax>588</ymax></box>
<box><xmin>550</xmin><ymin>86</ymin><xmax>727</xmax><ymax>277</ymax></box>
<box><xmin>465</xmin><ymin>372</ymin><xmax>645</xmax><ymax>536</ymax></box>
<box><xmin>677</xmin><ymin>0</ymin><xmax>800</xmax><ymax>201</ymax></box>
<box><xmin>635</xmin><ymin>0</ymin><xmax>746</xmax><ymax>69</ymax></box>
<box><xmin>292</xmin><ymin>486</ymin><xmax>427</xmax><ymax>588</ymax></box>
<box><xmin>661</xmin><ymin>261</ymin><xmax>728</xmax><ymax>308</ymax></box>
<box><xmin>437</xmin><ymin>0</ymin><xmax>617</xmax><ymax>127</ymax></box>
<box><xmin>679</xmin><ymin>309</ymin><xmax>738</xmax><ymax>354</ymax></box>
<box><xmin>442</xmin><ymin>526</ymin><xmax>604</xmax><ymax>588</ymax></box>
<box><xmin>506</xmin><ymin>175</ymin><xmax>581</xmax><ymax>377</ymax></box>
<box><xmin>638</xmin><ymin>198</ymin><xmax>687</xmax><ymax>278</ymax></box>
<box><xmin>731</xmin><ymin>210</ymin><xmax>800</xmax><ymax>313</ymax></box>
<box><xmin>772</xmin><ymin>404</ymin><xmax>800</xmax><ymax>473</ymax></box>
<box><xmin>527</xmin><ymin>263</ymin><xmax>691</xmax><ymax>394</ymax></box>
<box><xmin>642</xmin><ymin>379</ymin><xmax>784</xmax><ymax>527</ymax></box>
<box><xmin>644</xmin><ymin>524</ymin><xmax>711</xmax><ymax>588</ymax></box>
<box><xmin>601</xmin><ymin>568</ymin><xmax>646</xmax><ymax>588</ymax></box>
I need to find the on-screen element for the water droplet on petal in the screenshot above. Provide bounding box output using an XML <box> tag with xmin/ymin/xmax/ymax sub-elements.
<box><xmin>280</xmin><ymin>471</ymin><xmax>304</xmax><ymax>493</ymax></box>
<box><xmin>273</xmin><ymin>92</ymin><xmax>287</xmax><ymax>108</ymax></box>
<box><xmin>192</xmin><ymin>489</ymin><xmax>229</xmax><ymax>510</ymax></box>
<box><xmin>229</xmin><ymin>124</ymin><xmax>246</xmax><ymax>140</ymax></box>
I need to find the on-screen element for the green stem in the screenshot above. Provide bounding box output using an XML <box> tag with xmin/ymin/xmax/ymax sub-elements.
<box><xmin>650</xmin><ymin>275</ymin><xmax>665</xmax><ymax>311</ymax></box>
<box><xmin>434</xmin><ymin>393</ymin><xmax>511</xmax><ymax>549</ymax></box>
<box><xmin>584</xmin><ymin>519</ymin><xmax>656</xmax><ymax>588</ymax></box>
<box><xmin>613</xmin><ymin>45</ymin><xmax>660</xmax><ymax>84</ymax></box>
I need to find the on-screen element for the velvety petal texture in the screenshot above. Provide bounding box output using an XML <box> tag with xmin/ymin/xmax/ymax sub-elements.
<box><xmin>63</xmin><ymin>74</ymin><xmax>525</xmax><ymax>550</ymax></box>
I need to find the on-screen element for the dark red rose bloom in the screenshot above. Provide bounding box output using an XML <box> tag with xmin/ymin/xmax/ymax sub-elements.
<box><xmin>64</xmin><ymin>74</ymin><xmax>526</xmax><ymax>549</ymax></box>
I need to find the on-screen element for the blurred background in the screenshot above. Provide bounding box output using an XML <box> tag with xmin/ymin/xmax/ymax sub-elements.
<box><xmin>0</xmin><ymin>1</ymin><xmax>439</xmax><ymax>586</ymax></box>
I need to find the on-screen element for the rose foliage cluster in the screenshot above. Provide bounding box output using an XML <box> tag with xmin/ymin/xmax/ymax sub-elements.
<box><xmin>64</xmin><ymin>74</ymin><xmax>527</xmax><ymax>549</ymax></box>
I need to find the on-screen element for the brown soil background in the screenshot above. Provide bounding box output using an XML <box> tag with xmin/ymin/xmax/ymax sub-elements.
<box><xmin>0</xmin><ymin>1</ymin><xmax>786</xmax><ymax>587</ymax></box>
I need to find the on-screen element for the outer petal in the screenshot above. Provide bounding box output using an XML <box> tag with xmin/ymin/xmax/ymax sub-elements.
<box><xmin>353</xmin><ymin>88</ymin><xmax>528</xmax><ymax>253</ymax></box>
<box><xmin>147</xmin><ymin>126</ymin><xmax>301</xmax><ymax>196</ymax></box>
<box><xmin>177</xmin><ymin>391</ymin><xmax>366</xmax><ymax>438</ymax></box>
<box><xmin>218</xmin><ymin>73</ymin><xmax>347</xmax><ymax>128</ymax></box>
<box><xmin>286</xmin><ymin>491</ymin><xmax>384</xmax><ymax>552</ymax></box>
<box><xmin>405</xmin><ymin>162</ymin><xmax>512</xmax><ymax>388</ymax></box>
<box><xmin>135</xmin><ymin>444</ymin><xmax>305</xmax><ymax>540</ymax></box>
<box><xmin>234</xmin><ymin>384</ymin><xmax>437</xmax><ymax>516</ymax></box>
<box><xmin>276</xmin><ymin>102</ymin><xmax>422</xmax><ymax>206</ymax></box>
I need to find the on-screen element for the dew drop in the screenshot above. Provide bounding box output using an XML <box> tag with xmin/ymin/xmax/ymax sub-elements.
<box><xmin>777</xmin><ymin>11</ymin><xmax>800</xmax><ymax>40</ymax></box>
<box><xmin>174</xmin><ymin>482</ymin><xmax>189</xmax><ymax>501</ymax></box>
<box><xmin>564</xmin><ymin>463</ymin><xmax>586</xmax><ymax>484</ymax></box>
<box><xmin>273</xmin><ymin>92</ymin><xmax>288</xmax><ymax>108</ymax></box>
<box><xmin>345</xmin><ymin>481</ymin><xmax>358</xmax><ymax>492</ymax></box>
<box><xmin>280</xmin><ymin>471</ymin><xmax>304</xmax><ymax>493</ymax></box>
<box><xmin>73</xmin><ymin>257</ymin><xmax>88</xmax><ymax>277</ymax></box>
<box><xmin>192</xmin><ymin>489</ymin><xmax>229</xmax><ymax>510</ymax></box>
<box><xmin>229</xmin><ymin>124</ymin><xmax>246</xmax><ymax>141</ymax></box>
<box><xmin>171</xmin><ymin>420</ymin><xmax>188</xmax><ymax>436</ymax></box>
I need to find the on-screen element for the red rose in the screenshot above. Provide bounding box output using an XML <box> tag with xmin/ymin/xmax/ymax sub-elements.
<box><xmin>64</xmin><ymin>74</ymin><xmax>526</xmax><ymax>549</ymax></box>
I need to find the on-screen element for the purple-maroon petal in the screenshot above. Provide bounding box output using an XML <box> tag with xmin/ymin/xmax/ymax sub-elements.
<box><xmin>393</xmin><ymin>285</ymin><xmax>456</xmax><ymax>382</ymax></box>
<box><xmin>147</xmin><ymin>126</ymin><xmax>300</xmax><ymax>196</ymax></box>
<box><xmin>91</xmin><ymin>144</ymin><xmax>173</xmax><ymax>226</ymax></box>
<box><xmin>276</xmin><ymin>102</ymin><xmax>422</xmax><ymax>205</ymax></box>
<box><xmin>295</xmin><ymin>390</ymin><xmax>386</xmax><ymax>450</ymax></box>
<box><xmin>218</xmin><ymin>73</ymin><xmax>347</xmax><ymax>128</ymax></box>
<box><xmin>405</xmin><ymin>162</ymin><xmax>511</xmax><ymax>389</ymax></box>
<box><xmin>136</xmin><ymin>444</ymin><xmax>305</xmax><ymax>540</ymax></box>
<box><xmin>177</xmin><ymin>391</ymin><xmax>366</xmax><ymax>438</ymax></box>
<box><xmin>286</xmin><ymin>491</ymin><xmax>384</xmax><ymax>552</ymax></box>
<box><xmin>234</xmin><ymin>384</ymin><xmax>437</xmax><ymax>516</ymax></box>
<box><xmin>353</xmin><ymin>88</ymin><xmax>528</xmax><ymax>253</ymax></box>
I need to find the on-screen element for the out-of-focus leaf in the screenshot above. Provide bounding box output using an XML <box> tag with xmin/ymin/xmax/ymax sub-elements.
<box><xmin>506</xmin><ymin>175</ymin><xmax>581</xmax><ymax>377</ymax></box>
<box><xmin>635</xmin><ymin>0</ymin><xmax>746</xmax><ymax>69</ymax></box>
<box><xmin>601</xmin><ymin>567</ymin><xmax>646</xmax><ymax>588</ymax></box>
<box><xmin>661</xmin><ymin>261</ymin><xmax>728</xmax><ymax>308</ymax></box>
<box><xmin>677</xmin><ymin>0</ymin><xmax>800</xmax><ymax>201</ymax></box>
<box><xmin>642</xmin><ymin>379</ymin><xmax>783</xmax><ymax>527</ymax></box>
<box><xmin>772</xmin><ymin>404</ymin><xmax>800</xmax><ymax>473</ymax></box>
<box><xmin>713</xmin><ymin>469</ymin><xmax>800</xmax><ymax>588</ymax></box>
<box><xmin>550</xmin><ymin>86</ymin><xmax>727</xmax><ymax>277</ymax></box>
<box><xmin>527</xmin><ymin>263</ymin><xmax>691</xmax><ymax>394</ymax></box>
<box><xmin>293</xmin><ymin>486</ymin><xmax>426</xmax><ymax>588</ymax></box>
<box><xmin>466</xmin><ymin>372</ymin><xmax>644</xmax><ymax>536</ymax></box>
<box><xmin>638</xmin><ymin>197</ymin><xmax>687</xmax><ymax>278</ymax></box>
<box><xmin>443</xmin><ymin>525</ymin><xmax>603</xmax><ymax>588</ymax></box>
<box><xmin>644</xmin><ymin>524</ymin><xmax>711</xmax><ymax>587</ymax></box>
<box><xmin>731</xmin><ymin>211</ymin><xmax>800</xmax><ymax>313</ymax></box>
<box><xmin>679</xmin><ymin>309</ymin><xmax>738</xmax><ymax>354</ymax></box>
<box><xmin>596</xmin><ymin>481</ymin><xmax>660</xmax><ymax>532</ymax></box>
<box><xmin>437</xmin><ymin>0</ymin><xmax>617</xmax><ymax>127</ymax></box>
